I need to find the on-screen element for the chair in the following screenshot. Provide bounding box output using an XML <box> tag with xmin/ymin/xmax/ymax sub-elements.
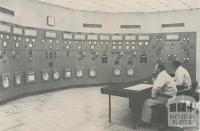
<box><xmin>151</xmin><ymin>94</ymin><xmax>172</xmax><ymax>130</ymax></box>
<box><xmin>177</xmin><ymin>81</ymin><xmax>199</xmax><ymax>101</ymax></box>
<box><xmin>151</xmin><ymin>104</ymin><xmax>167</xmax><ymax>124</ymax></box>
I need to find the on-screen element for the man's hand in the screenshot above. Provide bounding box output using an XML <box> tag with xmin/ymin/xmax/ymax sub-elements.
<box><xmin>151</xmin><ymin>96</ymin><xmax>157</xmax><ymax>99</ymax></box>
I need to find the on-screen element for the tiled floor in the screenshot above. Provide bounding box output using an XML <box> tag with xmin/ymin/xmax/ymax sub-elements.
<box><xmin>0</xmin><ymin>86</ymin><xmax>199</xmax><ymax>131</ymax></box>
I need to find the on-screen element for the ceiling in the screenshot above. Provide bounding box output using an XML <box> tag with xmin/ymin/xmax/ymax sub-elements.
<box><xmin>36</xmin><ymin>0</ymin><xmax>200</xmax><ymax>13</ymax></box>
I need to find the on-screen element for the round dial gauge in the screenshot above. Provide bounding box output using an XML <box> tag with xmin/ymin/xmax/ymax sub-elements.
<box><xmin>127</xmin><ymin>68</ymin><xmax>134</xmax><ymax>76</ymax></box>
<box><xmin>77</xmin><ymin>70</ymin><xmax>83</xmax><ymax>77</ymax></box>
<box><xmin>54</xmin><ymin>72</ymin><xmax>60</xmax><ymax>79</ymax></box>
<box><xmin>114</xmin><ymin>68</ymin><xmax>120</xmax><ymax>76</ymax></box>
<box><xmin>89</xmin><ymin>69</ymin><xmax>96</xmax><ymax>77</ymax></box>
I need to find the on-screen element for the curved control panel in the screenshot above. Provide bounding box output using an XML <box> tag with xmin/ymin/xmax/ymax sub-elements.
<box><xmin>0</xmin><ymin>21</ymin><xmax>196</xmax><ymax>103</ymax></box>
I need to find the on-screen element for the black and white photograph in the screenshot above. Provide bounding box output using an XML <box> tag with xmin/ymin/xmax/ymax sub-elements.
<box><xmin>0</xmin><ymin>0</ymin><xmax>199</xmax><ymax>131</ymax></box>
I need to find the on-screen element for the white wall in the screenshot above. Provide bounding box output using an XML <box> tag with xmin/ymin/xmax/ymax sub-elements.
<box><xmin>0</xmin><ymin>0</ymin><xmax>198</xmax><ymax>33</ymax></box>
<box><xmin>0</xmin><ymin>0</ymin><xmax>199</xmax><ymax>83</ymax></box>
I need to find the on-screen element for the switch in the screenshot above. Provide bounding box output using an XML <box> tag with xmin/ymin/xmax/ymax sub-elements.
<box><xmin>78</xmin><ymin>45</ymin><xmax>82</xmax><ymax>50</ymax></box>
<box><xmin>32</xmin><ymin>38</ymin><xmax>36</xmax><ymax>42</ymax></box>
<box><xmin>2</xmin><ymin>59</ymin><xmax>6</xmax><ymax>63</ymax></box>
<box><xmin>29</xmin><ymin>51</ymin><xmax>32</xmax><ymax>57</ymax></box>
<box><xmin>102</xmin><ymin>55</ymin><xmax>108</xmax><ymax>63</ymax></box>
<box><xmin>112</xmin><ymin>46</ymin><xmax>116</xmax><ymax>50</ymax></box>
<box><xmin>6</xmin><ymin>35</ymin><xmax>10</xmax><ymax>39</ymax></box>
<box><xmin>2</xmin><ymin>41</ymin><xmax>7</xmax><ymax>48</ymax></box>
<box><xmin>90</xmin><ymin>45</ymin><xmax>95</xmax><ymax>50</ymax></box>
<box><xmin>15</xmin><ymin>42</ymin><xmax>20</xmax><ymax>48</ymax></box>
<box><xmin>26</xmin><ymin>38</ymin><xmax>29</xmax><ymax>42</ymax></box>
<box><xmin>0</xmin><ymin>34</ymin><xmax>3</xmax><ymax>39</ymax></box>
<box><xmin>140</xmin><ymin>55</ymin><xmax>147</xmax><ymax>64</ymax></box>
<box><xmin>29</xmin><ymin>43</ymin><xmax>33</xmax><ymax>48</ymax></box>
<box><xmin>125</xmin><ymin>46</ymin><xmax>129</xmax><ymax>50</ymax></box>
<box><xmin>139</xmin><ymin>42</ymin><xmax>143</xmax><ymax>46</ymax></box>
<box><xmin>12</xmin><ymin>50</ymin><xmax>15</xmax><ymax>55</ymax></box>
<box><xmin>1</xmin><ymin>50</ymin><xmax>6</xmax><ymax>54</ymax></box>
<box><xmin>144</xmin><ymin>42</ymin><xmax>149</xmax><ymax>46</ymax></box>
<box><xmin>65</xmin><ymin>45</ymin><xmax>70</xmax><ymax>49</ymax></box>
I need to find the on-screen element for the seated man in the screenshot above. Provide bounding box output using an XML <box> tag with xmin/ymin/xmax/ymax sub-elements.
<box><xmin>139</xmin><ymin>64</ymin><xmax>177</xmax><ymax>126</ymax></box>
<box><xmin>172</xmin><ymin>60</ymin><xmax>192</xmax><ymax>91</ymax></box>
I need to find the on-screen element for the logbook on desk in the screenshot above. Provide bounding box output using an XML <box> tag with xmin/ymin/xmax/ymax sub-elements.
<box><xmin>125</xmin><ymin>84</ymin><xmax>153</xmax><ymax>91</ymax></box>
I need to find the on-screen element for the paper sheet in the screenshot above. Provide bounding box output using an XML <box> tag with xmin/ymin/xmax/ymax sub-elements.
<box><xmin>125</xmin><ymin>84</ymin><xmax>153</xmax><ymax>91</ymax></box>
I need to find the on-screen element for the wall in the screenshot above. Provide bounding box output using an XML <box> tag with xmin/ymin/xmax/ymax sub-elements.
<box><xmin>0</xmin><ymin>0</ymin><xmax>199</xmax><ymax>83</ymax></box>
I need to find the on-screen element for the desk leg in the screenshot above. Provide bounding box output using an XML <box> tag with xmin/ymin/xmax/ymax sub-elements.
<box><xmin>109</xmin><ymin>95</ymin><xmax>111</xmax><ymax>123</ymax></box>
<box><xmin>131</xmin><ymin>99</ymin><xmax>136</xmax><ymax>129</ymax></box>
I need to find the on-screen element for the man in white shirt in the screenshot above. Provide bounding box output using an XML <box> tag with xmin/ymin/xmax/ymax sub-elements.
<box><xmin>172</xmin><ymin>60</ymin><xmax>192</xmax><ymax>91</ymax></box>
<box><xmin>139</xmin><ymin>64</ymin><xmax>177</xmax><ymax>126</ymax></box>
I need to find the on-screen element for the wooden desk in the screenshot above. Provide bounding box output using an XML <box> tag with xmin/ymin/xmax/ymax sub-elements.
<box><xmin>101</xmin><ymin>82</ymin><xmax>152</xmax><ymax>129</ymax></box>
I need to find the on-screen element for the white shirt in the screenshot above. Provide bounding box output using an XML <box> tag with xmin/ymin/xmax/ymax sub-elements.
<box><xmin>152</xmin><ymin>70</ymin><xmax>177</xmax><ymax>97</ymax></box>
<box><xmin>174</xmin><ymin>66</ymin><xmax>192</xmax><ymax>89</ymax></box>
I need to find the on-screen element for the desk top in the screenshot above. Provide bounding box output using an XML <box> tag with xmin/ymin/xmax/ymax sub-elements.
<box><xmin>101</xmin><ymin>79</ymin><xmax>153</xmax><ymax>98</ymax></box>
<box><xmin>125</xmin><ymin>84</ymin><xmax>153</xmax><ymax>91</ymax></box>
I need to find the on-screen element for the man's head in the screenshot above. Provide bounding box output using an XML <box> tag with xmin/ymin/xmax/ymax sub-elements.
<box><xmin>153</xmin><ymin>63</ymin><xmax>165</xmax><ymax>76</ymax></box>
<box><xmin>172</xmin><ymin>60</ymin><xmax>181</xmax><ymax>70</ymax></box>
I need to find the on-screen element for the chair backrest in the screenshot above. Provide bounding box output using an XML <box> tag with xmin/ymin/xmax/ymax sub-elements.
<box><xmin>191</xmin><ymin>81</ymin><xmax>198</xmax><ymax>92</ymax></box>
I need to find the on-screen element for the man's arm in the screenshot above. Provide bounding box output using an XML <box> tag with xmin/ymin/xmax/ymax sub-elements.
<box><xmin>151</xmin><ymin>74</ymin><xmax>166</xmax><ymax>98</ymax></box>
<box><xmin>174</xmin><ymin>69</ymin><xmax>184</xmax><ymax>86</ymax></box>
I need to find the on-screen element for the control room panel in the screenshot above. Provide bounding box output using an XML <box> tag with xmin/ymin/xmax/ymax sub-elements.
<box><xmin>0</xmin><ymin>21</ymin><xmax>196</xmax><ymax>102</ymax></box>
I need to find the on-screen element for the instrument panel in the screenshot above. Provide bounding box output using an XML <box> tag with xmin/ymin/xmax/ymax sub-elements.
<box><xmin>0</xmin><ymin>21</ymin><xmax>197</xmax><ymax>102</ymax></box>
